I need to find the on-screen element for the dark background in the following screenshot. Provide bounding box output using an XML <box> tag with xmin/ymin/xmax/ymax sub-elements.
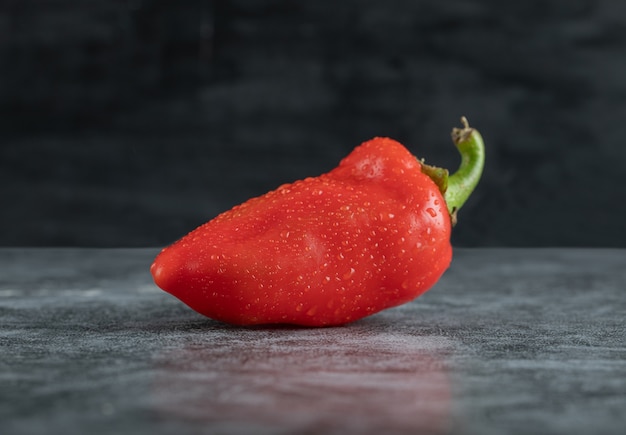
<box><xmin>2</xmin><ymin>0</ymin><xmax>625</xmax><ymax>247</ymax></box>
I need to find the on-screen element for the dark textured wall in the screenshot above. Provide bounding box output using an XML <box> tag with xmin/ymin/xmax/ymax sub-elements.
<box><xmin>2</xmin><ymin>0</ymin><xmax>626</xmax><ymax>247</ymax></box>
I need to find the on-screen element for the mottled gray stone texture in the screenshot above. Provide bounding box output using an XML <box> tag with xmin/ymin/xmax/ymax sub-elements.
<box><xmin>1</xmin><ymin>248</ymin><xmax>625</xmax><ymax>434</ymax></box>
<box><xmin>1</xmin><ymin>1</ymin><xmax>626</xmax><ymax>247</ymax></box>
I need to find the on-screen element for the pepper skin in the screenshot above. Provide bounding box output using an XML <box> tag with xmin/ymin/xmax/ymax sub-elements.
<box><xmin>151</xmin><ymin>119</ymin><xmax>484</xmax><ymax>326</ymax></box>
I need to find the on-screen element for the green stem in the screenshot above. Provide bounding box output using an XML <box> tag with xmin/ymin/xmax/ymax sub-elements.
<box><xmin>445</xmin><ymin>117</ymin><xmax>485</xmax><ymax>224</ymax></box>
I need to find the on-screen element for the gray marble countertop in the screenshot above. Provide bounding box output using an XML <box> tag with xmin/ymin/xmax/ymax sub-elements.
<box><xmin>1</xmin><ymin>248</ymin><xmax>625</xmax><ymax>435</ymax></box>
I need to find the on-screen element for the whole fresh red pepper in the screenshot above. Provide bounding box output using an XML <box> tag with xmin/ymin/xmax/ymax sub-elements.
<box><xmin>151</xmin><ymin>118</ymin><xmax>484</xmax><ymax>326</ymax></box>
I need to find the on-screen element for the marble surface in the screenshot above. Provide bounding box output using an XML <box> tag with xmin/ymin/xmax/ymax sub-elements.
<box><xmin>1</xmin><ymin>248</ymin><xmax>625</xmax><ymax>435</ymax></box>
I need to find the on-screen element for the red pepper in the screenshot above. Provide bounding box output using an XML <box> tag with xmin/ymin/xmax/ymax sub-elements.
<box><xmin>151</xmin><ymin>118</ymin><xmax>484</xmax><ymax>326</ymax></box>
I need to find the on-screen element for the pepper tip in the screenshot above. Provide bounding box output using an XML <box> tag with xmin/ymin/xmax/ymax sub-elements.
<box><xmin>451</xmin><ymin>116</ymin><xmax>474</xmax><ymax>145</ymax></box>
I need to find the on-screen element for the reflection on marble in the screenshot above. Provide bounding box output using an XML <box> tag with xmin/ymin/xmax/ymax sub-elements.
<box><xmin>1</xmin><ymin>248</ymin><xmax>625</xmax><ymax>435</ymax></box>
<box><xmin>152</xmin><ymin>330</ymin><xmax>450</xmax><ymax>434</ymax></box>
